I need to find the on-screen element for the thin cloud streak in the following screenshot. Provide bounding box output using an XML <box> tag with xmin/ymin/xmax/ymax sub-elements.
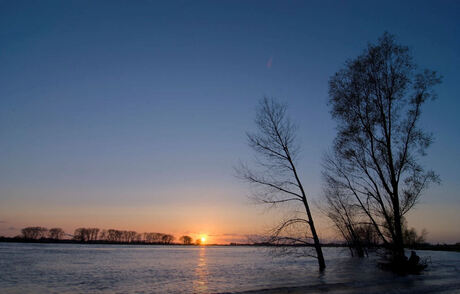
<box><xmin>266</xmin><ymin>56</ymin><xmax>273</xmax><ymax>69</ymax></box>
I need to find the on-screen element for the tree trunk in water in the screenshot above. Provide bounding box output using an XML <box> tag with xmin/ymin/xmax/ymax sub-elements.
<box><xmin>355</xmin><ymin>244</ymin><xmax>365</xmax><ymax>258</ymax></box>
<box><xmin>310</xmin><ymin>219</ymin><xmax>326</xmax><ymax>271</ymax></box>
<box><xmin>304</xmin><ymin>199</ymin><xmax>326</xmax><ymax>271</ymax></box>
<box><xmin>288</xmin><ymin>153</ymin><xmax>326</xmax><ymax>271</ymax></box>
<box><xmin>312</xmin><ymin>226</ymin><xmax>326</xmax><ymax>271</ymax></box>
<box><xmin>392</xmin><ymin>190</ymin><xmax>406</xmax><ymax>264</ymax></box>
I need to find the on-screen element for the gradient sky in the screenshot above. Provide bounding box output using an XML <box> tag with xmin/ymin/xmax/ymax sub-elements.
<box><xmin>1</xmin><ymin>0</ymin><xmax>459</xmax><ymax>243</ymax></box>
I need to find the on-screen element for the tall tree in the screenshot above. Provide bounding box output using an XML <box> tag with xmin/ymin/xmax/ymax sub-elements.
<box><xmin>238</xmin><ymin>97</ymin><xmax>326</xmax><ymax>271</ymax></box>
<box><xmin>326</xmin><ymin>32</ymin><xmax>440</xmax><ymax>265</ymax></box>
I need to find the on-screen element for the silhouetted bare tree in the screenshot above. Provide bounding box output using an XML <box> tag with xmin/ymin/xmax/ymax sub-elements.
<box><xmin>143</xmin><ymin>232</ymin><xmax>155</xmax><ymax>243</ymax></box>
<box><xmin>142</xmin><ymin>232</ymin><xmax>164</xmax><ymax>243</ymax></box>
<box><xmin>321</xmin><ymin>178</ymin><xmax>366</xmax><ymax>257</ymax></box>
<box><xmin>48</xmin><ymin>228</ymin><xmax>65</xmax><ymax>240</ymax></box>
<box><xmin>161</xmin><ymin>234</ymin><xmax>174</xmax><ymax>244</ymax></box>
<box><xmin>73</xmin><ymin>228</ymin><xmax>87</xmax><ymax>242</ymax></box>
<box><xmin>152</xmin><ymin>233</ymin><xmax>164</xmax><ymax>243</ymax></box>
<box><xmin>180</xmin><ymin>235</ymin><xmax>193</xmax><ymax>245</ymax></box>
<box><xmin>21</xmin><ymin>227</ymin><xmax>48</xmax><ymax>239</ymax></box>
<box><xmin>89</xmin><ymin>228</ymin><xmax>100</xmax><ymax>241</ymax></box>
<box><xmin>121</xmin><ymin>231</ymin><xmax>137</xmax><ymax>243</ymax></box>
<box><xmin>402</xmin><ymin>219</ymin><xmax>427</xmax><ymax>247</ymax></box>
<box><xmin>74</xmin><ymin>228</ymin><xmax>100</xmax><ymax>242</ymax></box>
<box><xmin>326</xmin><ymin>32</ymin><xmax>440</xmax><ymax>266</ymax></box>
<box><xmin>107</xmin><ymin>229</ymin><xmax>123</xmax><ymax>242</ymax></box>
<box><xmin>99</xmin><ymin>229</ymin><xmax>107</xmax><ymax>240</ymax></box>
<box><xmin>237</xmin><ymin>97</ymin><xmax>326</xmax><ymax>271</ymax></box>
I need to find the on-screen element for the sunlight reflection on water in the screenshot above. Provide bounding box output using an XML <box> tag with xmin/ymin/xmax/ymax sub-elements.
<box><xmin>194</xmin><ymin>246</ymin><xmax>208</xmax><ymax>293</ymax></box>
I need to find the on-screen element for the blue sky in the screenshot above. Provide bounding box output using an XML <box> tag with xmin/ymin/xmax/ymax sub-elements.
<box><xmin>0</xmin><ymin>0</ymin><xmax>459</xmax><ymax>243</ymax></box>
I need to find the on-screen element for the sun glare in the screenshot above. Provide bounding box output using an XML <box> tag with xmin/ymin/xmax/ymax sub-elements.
<box><xmin>201</xmin><ymin>236</ymin><xmax>206</xmax><ymax>244</ymax></box>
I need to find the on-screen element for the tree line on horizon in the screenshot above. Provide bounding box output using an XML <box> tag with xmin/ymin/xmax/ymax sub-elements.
<box><xmin>18</xmin><ymin>226</ymin><xmax>198</xmax><ymax>245</ymax></box>
<box><xmin>14</xmin><ymin>225</ymin><xmax>424</xmax><ymax>248</ymax></box>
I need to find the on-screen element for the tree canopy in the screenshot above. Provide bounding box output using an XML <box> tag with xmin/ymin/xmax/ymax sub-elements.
<box><xmin>325</xmin><ymin>32</ymin><xmax>441</xmax><ymax>264</ymax></box>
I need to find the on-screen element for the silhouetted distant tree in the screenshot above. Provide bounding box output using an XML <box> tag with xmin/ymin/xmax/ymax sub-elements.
<box><xmin>326</xmin><ymin>32</ymin><xmax>440</xmax><ymax>266</ymax></box>
<box><xmin>237</xmin><ymin>97</ymin><xmax>326</xmax><ymax>271</ymax></box>
<box><xmin>153</xmin><ymin>233</ymin><xmax>164</xmax><ymax>243</ymax></box>
<box><xmin>143</xmin><ymin>232</ymin><xmax>155</xmax><ymax>243</ymax></box>
<box><xmin>21</xmin><ymin>227</ymin><xmax>48</xmax><ymax>239</ymax></box>
<box><xmin>179</xmin><ymin>235</ymin><xmax>193</xmax><ymax>245</ymax></box>
<box><xmin>161</xmin><ymin>234</ymin><xmax>174</xmax><ymax>244</ymax></box>
<box><xmin>48</xmin><ymin>228</ymin><xmax>65</xmax><ymax>240</ymax></box>
<box><xmin>402</xmin><ymin>219</ymin><xmax>427</xmax><ymax>247</ymax></box>
<box><xmin>73</xmin><ymin>228</ymin><xmax>87</xmax><ymax>242</ymax></box>
<box><xmin>99</xmin><ymin>229</ymin><xmax>107</xmax><ymax>240</ymax></box>
<box><xmin>106</xmin><ymin>229</ymin><xmax>123</xmax><ymax>242</ymax></box>
<box><xmin>142</xmin><ymin>232</ymin><xmax>164</xmax><ymax>243</ymax></box>
<box><xmin>74</xmin><ymin>228</ymin><xmax>100</xmax><ymax>242</ymax></box>
<box><xmin>118</xmin><ymin>231</ymin><xmax>135</xmax><ymax>242</ymax></box>
<box><xmin>195</xmin><ymin>238</ymin><xmax>202</xmax><ymax>245</ymax></box>
<box><xmin>90</xmin><ymin>228</ymin><xmax>100</xmax><ymax>241</ymax></box>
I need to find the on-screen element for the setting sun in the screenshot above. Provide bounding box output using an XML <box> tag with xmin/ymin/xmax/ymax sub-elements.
<box><xmin>201</xmin><ymin>236</ymin><xmax>206</xmax><ymax>244</ymax></box>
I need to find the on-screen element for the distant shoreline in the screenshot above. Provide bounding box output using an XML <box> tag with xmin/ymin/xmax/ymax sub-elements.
<box><xmin>1</xmin><ymin>237</ymin><xmax>459</xmax><ymax>252</ymax></box>
<box><xmin>0</xmin><ymin>237</ymin><xmax>341</xmax><ymax>247</ymax></box>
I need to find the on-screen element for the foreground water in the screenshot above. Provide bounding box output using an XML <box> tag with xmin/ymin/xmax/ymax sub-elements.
<box><xmin>0</xmin><ymin>243</ymin><xmax>459</xmax><ymax>293</ymax></box>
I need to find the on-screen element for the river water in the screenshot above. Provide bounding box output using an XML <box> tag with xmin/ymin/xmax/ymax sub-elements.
<box><xmin>0</xmin><ymin>243</ymin><xmax>459</xmax><ymax>293</ymax></box>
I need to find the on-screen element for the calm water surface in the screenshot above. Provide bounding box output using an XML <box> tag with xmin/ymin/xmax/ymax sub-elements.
<box><xmin>0</xmin><ymin>243</ymin><xmax>459</xmax><ymax>293</ymax></box>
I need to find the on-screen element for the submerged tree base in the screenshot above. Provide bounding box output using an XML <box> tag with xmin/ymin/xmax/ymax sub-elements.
<box><xmin>378</xmin><ymin>255</ymin><xmax>428</xmax><ymax>275</ymax></box>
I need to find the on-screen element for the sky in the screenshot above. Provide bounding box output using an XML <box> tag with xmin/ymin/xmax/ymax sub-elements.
<box><xmin>0</xmin><ymin>0</ymin><xmax>459</xmax><ymax>244</ymax></box>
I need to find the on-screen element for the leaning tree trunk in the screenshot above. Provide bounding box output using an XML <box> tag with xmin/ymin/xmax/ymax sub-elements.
<box><xmin>241</xmin><ymin>97</ymin><xmax>327</xmax><ymax>272</ymax></box>
<box><xmin>291</xmin><ymin>155</ymin><xmax>326</xmax><ymax>271</ymax></box>
<box><xmin>304</xmin><ymin>199</ymin><xmax>326</xmax><ymax>271</ymax></box>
